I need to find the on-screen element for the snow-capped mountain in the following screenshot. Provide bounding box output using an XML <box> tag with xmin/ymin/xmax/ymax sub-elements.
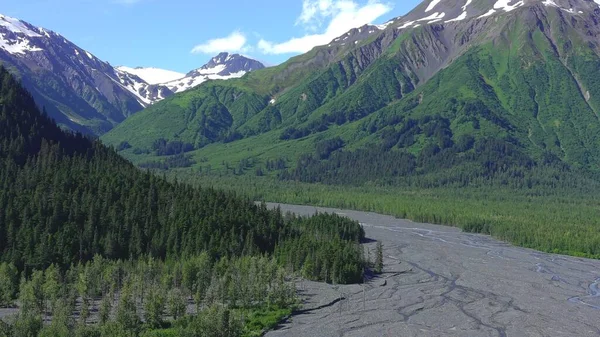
<box><xmin>164</xmin><ymin>52</ymin><xmax>265</xmax><ymax>93</ymax></box>
<box><xmin>114</xmin><ymin>70</ymin><xmax>173</xmax><ymax>105</ymax></box>
<box><xmin>116</xmin><ymin>66</ymin><xmax>185</xmax><ymax>85</ymax></box>
<box><xmin>321</xmin><ymin>0</ymin><xmax>600</xmax><ymax>83</ymax></box>
<box><xmin>0</xmin><ymin>13</ymin><xmax>175</xmax><ymax>134</ymax></box>
<box><xmin>384</xmin><ymin>0</ymin><xmax>600</xmax><ymax>31</ymax></box>
<box><xmin>104</xmin><ymin>0</ymin><xmax>600</xmax><ymax>179</ymax></box>
<box><xmin>116</xmin><ymin>53</ymin><xmax>265</xmax><ymax>97</ymax></box>
<box><xmin>0</xmin><ymin>13</ymin><xmax>265</xmax><ymax>135</ymax></box>
<box><xmin>324</xmin><ymin>0</ymin><xmax>600</xmax><ymax>50</ymax></box>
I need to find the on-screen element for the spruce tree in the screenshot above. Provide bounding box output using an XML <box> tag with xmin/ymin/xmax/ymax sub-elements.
<box><xmin>375</xmin><ymin>241</ymin><xmax>384</xmax><ymax>274</ymax></box>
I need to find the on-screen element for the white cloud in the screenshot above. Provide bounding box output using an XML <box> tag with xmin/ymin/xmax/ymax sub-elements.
<box><xmin>191</xmin><ymin>31</ymin><xmax>249</xmax><ymax>54</ymax></box>
<box><xmin>259</xmin><ymin>0</ymin><xmax>392</xmax><ymax>55</ymax></box>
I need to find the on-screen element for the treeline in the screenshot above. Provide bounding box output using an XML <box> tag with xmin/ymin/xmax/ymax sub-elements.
<box><xmin>139</xmin><ymin>154</ymin><xmax>196</xmax><ymax>170</ymax></box>
<box><xmin>0</xmin><ymin>254</ymin><xmax>295</xmax><ymax>337</ymax></box>
<box><xmin>152</xmin><ymin>138</ymin><xmax>194</xmax><ymax>156</ymax></box>
<box><xmin>275</xmin><ymin>213</ymin><xmax>365</xmax><ymax>284</ymax></box>
<box><xmin>182</xmin><ymin>172</ymin><xmax>600</xmax><ymax>259</ymax></box>
<box><xmin>280</xmin><ymin>131</ymin><xmax>590</xmax><ymax>190</ymax></box>
<box><xmin>0</xmin><ymin>67</ymin><xmax>366</xmax><ymax>281</ymax></box>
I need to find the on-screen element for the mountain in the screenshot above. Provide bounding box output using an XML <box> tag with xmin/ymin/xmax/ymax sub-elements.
<box><xmin>115</xmin><ymin>66</ymin><xmax>185</xmax><ymax>84</ymax></box>
<box><xmin>117</xmin><ymin>52</ymin><xmax>265</xmax><ymax>94</ymax></box>
<box><xmin>0</xmin><ymin>13</ymin><xmax>178</xmax><ymax>135</ymax></box>
<box><xmin>0</xmin><ymin>14</ymin><xmax>264</xmax><ymax>136</ymax></box>
<box><xmin>163</xmin><ymin>52</ymin><xmax>265</xmax><ymax>93</ymax></box>
<box><xmin>103</xmin><ymin>0</ymin><xmax>600</xmax><ymax>185</ymax></box>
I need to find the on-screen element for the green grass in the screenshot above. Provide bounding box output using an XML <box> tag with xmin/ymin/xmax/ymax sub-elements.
<box><xmin>141</xmin><ymin>328</ymin><xmax>179</xmax><ymax>337</ymax></box>
<box><xmin>242</xmin><ymin>306</ymin><xmax>293</xmax><ymax>337</ymax></box>
<box><xmin>141</xmin><ymin>306</ymin><xmax>293</xmax><ymax>337</ymax></box>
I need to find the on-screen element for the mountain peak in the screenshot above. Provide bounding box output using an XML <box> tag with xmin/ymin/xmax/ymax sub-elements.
<box><xmin>164</xmin><ymin>52</ymin><xmax>265</xmax><ymax>93</ymax></box>
<box><xmin>200</xmin><ymin>52</ymin><xmax>263</xmax><ymax>72</ymax></box>
<box><xmin>211</xmin><ymin>52</ymin><xmax>233</xmax><ymax>63</ymax></box>
<box><xmin>0</xmin><ymin>13</ymin><xmax>41</xmax><ymax>37</ymax></box>
<box><xmin>0</xmin><ymin>13</ymin><xmax>45</xmax><ymax>55</ymax></box>
<box><xmin>0</xmin><ymin>13</ymin><xmax>179</xmax><ymax>134</ymax></box>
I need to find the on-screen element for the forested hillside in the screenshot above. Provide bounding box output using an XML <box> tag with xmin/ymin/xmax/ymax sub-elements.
<box><xmin>0</xmin><ymin>67</ymin><xmax>368</xmax><ymax>336</ymax></box>
<box><xmin>98</xmin><ymin>1</ymin><xmax>600</xmax><ymax>261</ymax></box>
<box><xmin>103</xmin><ymin>1</ymin><xmax>600</xmax><ymax>177</ymax></box>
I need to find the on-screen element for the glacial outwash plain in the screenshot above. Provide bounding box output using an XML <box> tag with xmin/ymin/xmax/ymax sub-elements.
<box><xmin>267</xmin><ymin>204</ymin><xmax>600</xmax><ymax>337</ymax></box>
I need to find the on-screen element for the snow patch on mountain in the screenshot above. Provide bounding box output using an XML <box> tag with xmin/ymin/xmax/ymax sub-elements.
<box><xmin>113</xmin><ymin>71</ymin><xmax>152</xmax><ymax>106</ymax></box>
<box><xmin>116</xmin><ymin>66</ymin><xmax>185</xmax><ymax>85</ymax></box>
<box><xmin>0</xmin><ymin>14</ymin><xmax>41</xmax><ymax>37</ymax></box>
<box><xmin>393</xmin><ymin>0</ymin><xmax>600</xmax><ymax>29</ymax></box>
<box><xmin>0</xmin><ymin>14</ymin><xmax>44</xmax><ymax>55</ymax></box>
<box><xmin>162</xmin><ymin>52</ymin><xmax>264</xmax><ymax>93</ymax></box>
<box><xmin>0</xmin><ymin>38</ymin><xmax>42</xmax><ymax>55</ymax></box>
<box><xmin>164</xmin><ymin>70</ymin><xmax>247</xmax><ymax>93</ymax></box>
<box><xmin>426</xmin><ymin>0</ymin><xmax>443</xmax><ymax>12</ymax></box>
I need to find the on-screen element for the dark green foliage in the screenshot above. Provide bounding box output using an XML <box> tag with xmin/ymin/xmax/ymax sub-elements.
<box><xmin>265</xmin><ymin>158</ymin><xmax>286</xmax><ymax>171</ymax></box>
<box><xmin>166</xmin><ymin>289</ymin><xmax>185</xmax><ymax>321</ymax></box>
<box><xmin>11</xmin><ymin>313</ymin><xmax>43</xmax><ymax>337</ymax></box>
<box><xmin>0</xmin><ymin>66</ymin><xmax>365</xmax><ymax>276</ymax></box>
<box><xmin>115</xmin><ymin>286</ymin><xmax>141</xmax><ymax>335</ymax></box>
<box><xmin>374</xmin><ymin>242</ymin><xmax>383</xmax><ymax>274</ymax></box>
<box><xmin>280</xmin><ymin>129</ymin><xmax>586</xmax><ymax>189</ymax></box>
<box><xmin>139</xmin><ymin>154</ymin><xmax>195</xmax><ymax>170</ymax></box>
<box><xmin>275</xmin><ymin>213</ymin><xmax>365</xmax><ymax>284</ymax></box>
<box><xmin>0</xmin><ymin>263</ymin><xmax>18</xmax><ymax>307</ymax></box>
<box><xmin>315</xmin><ymin>137</ymin><xmax>344</xmax><ymax>159</ymax></box>
<box><xmin>177</xmin><ymin>306</ymin><xmax>242</xmax><ymax>337</ymax></box>
<box><xmin>117</xmin><ymin>142</ymin><xmax>132</xmax><ymax>152</ymax></box>
<box><xmin>39</xmin><ymin>299</ymin><xmax>71</xmax><ymax>337</ymax></box>
<box><xmin>0</xmin><ymin>68</ymin><xmax>368</xmax><ymax>336</ymax></box>
<box><xmin>102</xmin><ymin>84</ymin><xmax>268</xmax><ymax>149</ymax></box>
<box><xmin>281</xmin><ymin>149</ymin><xmax>416</xmax><ymax>186</ymax></box>
<box><xmin>133</xmin><ymin>148</ymin><xmax>150</xmax><ymax>155</ymax></box>
<box><xmin>151</xmin><ymin>139</ymin><xmax>194</xmax><ymax>156</ymax></box>
<box><xmin>4</xmin><ymin>255</ymin><xmax>298</xmax><ymax>337</ymax></box>
<box><xmin>279</xmin><ymin>127</ymin><xmax>310</xmax><ymax>140</ymax></box>
<box><xmin>99</xmin><ymin>296</ymin><xmax>111</xmax><ymax>325</ymax></box>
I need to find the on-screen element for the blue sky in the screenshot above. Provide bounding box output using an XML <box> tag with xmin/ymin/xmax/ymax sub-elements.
<box><xmin>2</xmin><ymin>0</ymin><xmax>422</xmax><ymax>72</ymax></box>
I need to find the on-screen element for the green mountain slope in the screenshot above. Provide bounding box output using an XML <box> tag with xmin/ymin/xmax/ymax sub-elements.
<box><xmin>103</xmin><ymin>2</ymin><xmax>600</xmax><ymax>183</ymax></box>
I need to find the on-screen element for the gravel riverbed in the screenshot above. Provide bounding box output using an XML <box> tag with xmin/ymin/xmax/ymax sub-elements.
<box><xmin>265</xmin><ymin>203</ymin><xmax>600</xmax><ymax>337</ymax></box>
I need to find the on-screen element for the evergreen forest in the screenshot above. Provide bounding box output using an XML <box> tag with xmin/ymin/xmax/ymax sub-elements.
<box><xmin>0</xmin><ymin>67</ymin><xmax>368</xmax><ymax>336</ymax></box>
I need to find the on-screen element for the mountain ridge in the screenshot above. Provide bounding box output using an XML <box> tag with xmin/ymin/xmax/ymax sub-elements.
<box><xmin>0</xmin><ymin>13</ymin><xmax>173</xmax><ymax>134</ymax></box>
<box><xmin>0</xmin><ymin>13</ymin><xmax>265</xmax><ymax>135</ymax></box>
<box><xmin>163</xmin><ymin>52</ymin><xmax>266</xmax><ymax>93</ymax></box>
<box><xmin>115</xmin><ymin>66</ymin><xmax>185</xmax><ymax>85</ymax></box>
<box><xmin>103</xmin><ymin>0</ymin><xmax>600</xmax><ymax>182</ymax></box>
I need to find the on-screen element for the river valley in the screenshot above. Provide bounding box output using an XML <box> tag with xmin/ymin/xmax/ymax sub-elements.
<box><xmin>265</xmin><ymin>203</ymin><xmax>600</xmax><ymax>337</ymax></box>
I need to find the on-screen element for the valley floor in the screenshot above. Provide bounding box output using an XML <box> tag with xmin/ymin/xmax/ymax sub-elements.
<box><xmin>266</xmin><ymin>204</ymin><xmax>600</xmax><ymax>337</ymax></box>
